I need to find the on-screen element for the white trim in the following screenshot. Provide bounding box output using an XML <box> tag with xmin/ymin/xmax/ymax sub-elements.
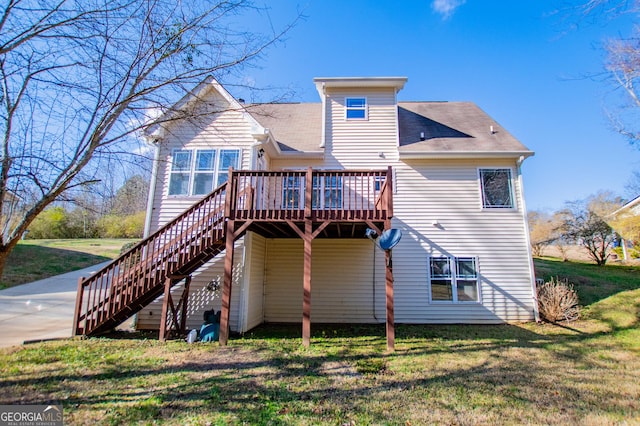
<box><xmin>143</xmin><ymin>143</ymin><xmax>160</xmax><ymax>237</ymax></box>
<box><xmin>345</xmin><ymin>96</ymin><xmax>368</xmax><ymax>121</ymax></box>
<box><xmin>320</xmin><ymin>84</ymin><xmax>327</xmax><ymax>148</ymax></box>
<box><xmin>427</xmin><ymin>255</ymin><xmax>482</xmax><ymax>304</ymax></box>
<box><xmin>313</xmin><ymin>76</ymin><xmax>407</xmax><ymax>90</ymax></box>
<box><xmin>166</xmin><ymin>148</ymin><xmax>241</xmax><ymax>197</ymax></box>
<box><xmin>517</xmin><ymin>160</ymin><xmax>540</xmax><ymax>321</ymax></box>
<box><xmin>400</xmin><ymin>151</ymin><xmax>534</xmax><ymax>160</ymax></box>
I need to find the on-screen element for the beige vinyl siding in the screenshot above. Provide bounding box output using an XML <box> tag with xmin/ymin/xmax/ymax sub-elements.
<box><xmin>243</xmin><ymin>232</ymin><xmax>266</xmax><ymax>331</ymax></box>
<box><xmin>136</xmin><ymin>240</ymin><xmax>245</xmax><ymax>332</ymax></box>
<box><xmin>389</xmin><ymin>158</ymin><xmax>535</xmax><ymax>323</ymax></box>
<box><xmin>148</xmin><ymin>102</ymin><xmax>256</xmax><ymax>232</ymax></box>
<box><xmin>264</xmin><ymin>239</ymin><xmax>385</xmax><ymax>323</ymax></box>
<box><xmin>324</xmin><ymin>88</ymin><xmax>399</xmax><ymax>169</ymax></box>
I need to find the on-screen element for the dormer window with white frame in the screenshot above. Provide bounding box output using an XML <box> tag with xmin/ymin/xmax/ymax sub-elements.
<box><xmin>345</xmin><ymin>97</ymin><xmax>367</xmax><ymax>120</ymax></box>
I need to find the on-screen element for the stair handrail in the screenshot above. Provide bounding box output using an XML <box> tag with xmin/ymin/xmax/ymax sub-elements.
<box><xmin>73</xmin><ymin>181</ymin><xmax>229</xmax><ymax>335</ymax></box>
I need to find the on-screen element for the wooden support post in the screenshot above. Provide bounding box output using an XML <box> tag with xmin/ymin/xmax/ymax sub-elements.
<box><xmin>219</xmin><ymin>220</ymin><xmax>235</xmax><ymax>346</ymax></box>
<box><xmin>72</xmin><ymin>277</ymin><xmax>85</xmax><ymax>336</ymax></box>
<box><xmin>385</xmin><ymin>248</ymin><xmax>395</xmax><ymax>351</ymax></box>
<box><xmin>179</xmin><ymin>276</ymin><xmax>192</xmax><ymax>334</ymax></box>
<box><xmin>302</xmin><ymin>220</ymin><xmax>312</xmax><ymax>347</ymax></box>
<box><xmin>159</xmin><ymin>277</ymin><xmax>172</xmax><ymax>342</ymax></box>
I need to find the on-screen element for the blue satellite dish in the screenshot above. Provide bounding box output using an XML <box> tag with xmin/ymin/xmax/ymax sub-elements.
<box><xmin>378</xmin><ymin>229</ymin><xmax>402</xmax><ymax>251</ymax></box>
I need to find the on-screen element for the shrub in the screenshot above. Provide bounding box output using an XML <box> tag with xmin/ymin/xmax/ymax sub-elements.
<box><xmin>120</xmin><ymin>241</ymin><xmax>140</xmax><ymax>255</ymax></box>
<box><xmin>537</xmin><ymin>277</ymin><xmax>579</xmax><ymax>322</ymax></box>
<box><xmin>27</xmin><ymin>206</ymin><xmax>70</xmax><ymax>239</ymax></box>
<box><xmin>97</xmin><ymin>211</ymin><xmax>146</xmax><ymax>238</ymax></box>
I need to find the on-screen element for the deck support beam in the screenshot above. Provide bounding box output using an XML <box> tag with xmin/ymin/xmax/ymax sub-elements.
<box><xmin>159</xmin><ymin>275</ymin><xmax>192</xmax><ymax>342</ymax></box>
<box><xmin>159</xmin><ymin>277</ymin><xmax>172</xmax><ymax>342</ymax></box>
<box><xmin>219</xmin><ymin>219</ymin><xmax>235</xmax><ymax>346</ymax></box>
<box><xmin>385</xmin><ymin>248</ymin><xmax>395</xmax><ymax>351</ymax></box>
<box><xmin>302</xmin><ymin>220</ymin><xmax>312</xmax><ymax>347</ymax></box>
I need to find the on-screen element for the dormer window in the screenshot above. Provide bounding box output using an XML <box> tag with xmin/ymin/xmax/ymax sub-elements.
<box><xmin>345</xmin><ymin>97</ymin><xmax>367</xmax><ymax>120</ymax></box>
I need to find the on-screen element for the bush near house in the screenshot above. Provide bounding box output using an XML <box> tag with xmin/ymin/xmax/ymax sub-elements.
<box><xmin>537</xmin><ymin>277</ymin><xmax>579</xmax><ymax>322</ymax></box>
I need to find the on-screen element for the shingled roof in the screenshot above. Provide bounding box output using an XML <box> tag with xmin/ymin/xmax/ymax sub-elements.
<box><xmin>247</xmin><ymin>103</ymin><xmax>322</xmax><ymax>152</ymax></box>
<box><xmin>398</xmin><ymin>102</ymin><xmax>531</xmax><ymax>156</ymax></box>
<box><xmin>246</xmin><ymin>101</ymin><xmax>531</xmax><ymax>157</ymax></box>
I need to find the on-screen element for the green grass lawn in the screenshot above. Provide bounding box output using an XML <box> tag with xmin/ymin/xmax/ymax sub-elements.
<box><xmin>0</xmin><ymin>257</ymin><xmax>638</xmax><ymax>424</ymax></box>
<box><xmin>1</xmin><ymin>239</ymin><xmax>138</xmax><ymax>288</ymax></box>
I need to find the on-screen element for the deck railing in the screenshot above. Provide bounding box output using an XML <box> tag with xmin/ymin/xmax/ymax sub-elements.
<box><xmin>230</xmin><ymin>168</ymin><xmax>392</xmax><ymax>221</ymax></box>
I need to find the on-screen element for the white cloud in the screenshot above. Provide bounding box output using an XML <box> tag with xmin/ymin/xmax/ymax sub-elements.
<box><xmin>431</xmin><ymin>0</ymin><xmax>466</xmax><ymax>19</ymax></box>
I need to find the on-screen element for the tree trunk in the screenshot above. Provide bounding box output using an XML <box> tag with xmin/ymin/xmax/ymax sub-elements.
<box><xmin>0</xmin><ymin>244</ymin><xmax>11</xmax><ymax>283</ymax></box>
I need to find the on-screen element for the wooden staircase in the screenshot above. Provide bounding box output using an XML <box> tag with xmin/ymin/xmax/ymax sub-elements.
<box><xmin>73</xmin><ymin>183</ymin><xmax>228</xmax><ymax>337</ymax></box>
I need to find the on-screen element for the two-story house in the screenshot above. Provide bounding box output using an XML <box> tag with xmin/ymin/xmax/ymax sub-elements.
<box><xmin>73</xmin><ymin>76</ymin><xmax>537</xmax><ymax>349</ymax></box>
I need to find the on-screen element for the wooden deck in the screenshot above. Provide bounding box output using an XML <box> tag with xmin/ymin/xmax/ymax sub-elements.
<box><xmin>74</xmin><ymin>167</ymin><xmax>396</xmax><ymax>349</ymax></box>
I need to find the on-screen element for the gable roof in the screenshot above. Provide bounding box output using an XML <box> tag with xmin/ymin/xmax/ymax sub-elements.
<box><xmin>245</xmin><ymin>101</ymin><xmax>532</xmax><ymax>158</ymax></box>
<box><xmin>143</xmin><ymin>76</ymin><xmax>268</xmax><ymax>142</ymax></box>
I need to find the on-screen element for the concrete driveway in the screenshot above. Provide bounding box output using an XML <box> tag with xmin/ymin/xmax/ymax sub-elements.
<box><xmin>0</xmin><ymin>262</ymin><xmax>111</xmax><ymax>348</ymax></box>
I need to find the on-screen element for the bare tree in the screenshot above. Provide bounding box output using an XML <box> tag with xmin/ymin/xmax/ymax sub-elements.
<box><xmin>571</xmin><ymin>1</ymin><xmax>640</xmax><ymax>145</ymax></box>
<box><xmin>557</xmin><ymin>192</ymin><xmax>622</xmax><ymax>265</ymax></box>
<box><xmin>528</xmin><ymin>210</ymin><xmax>557</xmax><ymax>257</ymax></box>
<box><xmin>0</xmin><ymin>0</ymin><xmax>296</xmax><ymax>279</ymax></box>
<box><xmin>624</xmin><ymin>170</ymin><xmax>640</xmax><ymax>197</ymax></box>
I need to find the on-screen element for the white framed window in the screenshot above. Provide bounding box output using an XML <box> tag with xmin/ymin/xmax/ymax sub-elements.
<box><xmin>193</xmin><ymin>150</ymin><xmax>216</xmax><ymax>195</ymax></box>
<box><xmin>479</xmin><ymin>168</ymin><xmax>514</xmax><ymax>209</ymax></box>
<box><xmin>217</xmin><ymin>150</ymin><xmax>240</xmax><ymax>186</ymax></box>
<box><xmin>345</xmin><ymin>97</ymin><xmax>367</xmax><ymax>120</ymax></box>
<box><xmin>282</xmin><ymin>176</ymin><xmax>301</xmax><ymax>209</ymax></box>
<box><xmin>428</xmin><ymin>256</ymin><xmax>479</xmax><ymax>303</ymax></box>
<box><xmin>312</xmin><ymin>175</ymin><xmax>343</xmax><ymax>209</ymax></box>
<box><xmin>168</xmin><ymin>150</ymin><xmax>193</xmax><ymax>196</ymax></box>
<box><xmin>168</xmin><ymin>148</ymin><xmax>240</xmax><ymax>196</ymax></box>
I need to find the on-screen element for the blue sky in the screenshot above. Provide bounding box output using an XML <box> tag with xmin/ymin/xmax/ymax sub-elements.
<box><xmin>231</xmin><ymin>0</ymin><xmax>640</xmax><ymax>211</ymax></box>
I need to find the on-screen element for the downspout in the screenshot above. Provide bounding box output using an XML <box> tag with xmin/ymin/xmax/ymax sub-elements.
<box><xmin>372</xmin><ymin>242</ymin><xmax>378</xmax><ymax>322</ymax></box>
<box><xmin>517</xmin><ymin>155</ymin><xmax>540</xmax><ymax>322</ymax></box>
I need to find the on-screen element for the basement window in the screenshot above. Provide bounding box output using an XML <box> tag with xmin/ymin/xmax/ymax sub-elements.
<box><xmin>428</xmin><ymin>256</ymin><xmax>479</xmax><ymax>303</ymax></box>
<box><xmin>345</xmin><ymin>97</ymin><xmax>367</xmax><ymax>120</ymax></box>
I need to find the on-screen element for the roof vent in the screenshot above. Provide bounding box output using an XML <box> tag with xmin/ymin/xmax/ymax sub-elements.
<box><xmin>420</xmin><ymin>131</ymin><xmax>425</xmax><ymax>141</ymax></box>
<box><xmin>238</xmin><ymin>98</ymin><xmax>245</xmax><ymax>104</ymax></box>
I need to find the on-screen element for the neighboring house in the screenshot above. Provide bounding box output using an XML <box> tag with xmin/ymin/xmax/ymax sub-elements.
<box><xmin>608</xmin><ymin>195</ymin><xmax>640</xmax><ymax>260</ymax></box>
<box><xmin>73</xmin><ymin>76</ymin><xmax>537</xmax><ymax>349</ymax></box>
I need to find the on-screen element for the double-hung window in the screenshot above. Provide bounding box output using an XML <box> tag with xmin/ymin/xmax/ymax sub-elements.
<box><xmin>193</xmin><ymin>150</ymin><xmax>216</xmax><ymax>195</ymax></box>
<box><xmin>345</xmin><ymin>97</ymin><xmax>367</xmax><ymax>120</ymax></box>
<box><xmin>282</xmin><ymin>176</ymin><xmax>301</xmax><ymax>209</ymax></box>
<box><xmin>168</xmin><ymin>148</ymin><xmax>240</xmax><ymax>196</ymax></box>
<box><xmin>479</xmin><ymin>168</ymin><xmax>514</xmax><ymax>209</ymax></box>
<box><xmin>312</xmin><ymin>175</ymin><xmax>343</xmax><ymax>209</ymax></box>
<box><xmin>428</xmin><ymin>256</ymin><xmax>479</xmax><ymax>302</ymax></box>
